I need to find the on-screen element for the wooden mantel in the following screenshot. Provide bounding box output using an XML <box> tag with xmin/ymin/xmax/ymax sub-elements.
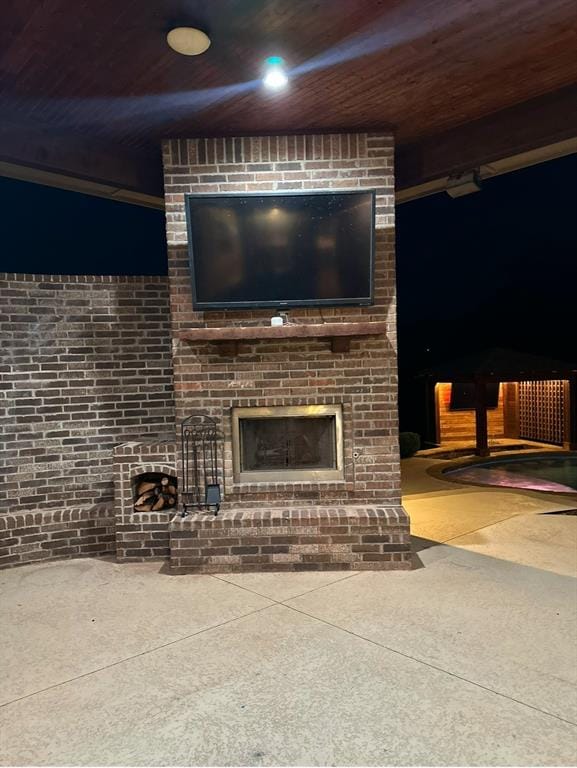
<box><xmin>179</xmin><ymin>321</ymin><xmax>387</xmax><ymax>355</ymax></box>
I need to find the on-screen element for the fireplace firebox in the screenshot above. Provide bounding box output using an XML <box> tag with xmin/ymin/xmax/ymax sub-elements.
<box><xmin>232</xmin><ymin>405</ymin><xmax>344</xmax><ymax>483</ymax></box>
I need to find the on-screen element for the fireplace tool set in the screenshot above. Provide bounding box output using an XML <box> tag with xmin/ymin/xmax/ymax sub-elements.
<box><xmin>180</xmin><ymin>415</ymin><xmax>222</xmax><ymax>516</ymax></box>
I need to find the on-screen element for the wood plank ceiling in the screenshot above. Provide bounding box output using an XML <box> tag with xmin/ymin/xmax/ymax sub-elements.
<box><xmin>1</xmin><ymin>0</ymin><xmax>576</xmax><ymax>195</ymax></box>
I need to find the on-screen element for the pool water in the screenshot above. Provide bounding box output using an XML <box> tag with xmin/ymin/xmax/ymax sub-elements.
<box><xmin>444</xmin><ymin>453</ymin><xmax>577</xmax><ymax>493</ymax></box>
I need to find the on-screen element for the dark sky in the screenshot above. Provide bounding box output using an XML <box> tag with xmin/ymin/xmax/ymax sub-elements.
<box><xmin>0</xmin><ymin>176</ymin><xmax>168</xmax><ymax>276</ymax></box>
<box><xmin>1</xmin><ymin>153</ymin><xmax>575</xmax><ymax>387</ymax></box>
<box><xmin>396</xmin><ymin>154</ymin><xmax>577</xmax><ymax>372</ymax></box>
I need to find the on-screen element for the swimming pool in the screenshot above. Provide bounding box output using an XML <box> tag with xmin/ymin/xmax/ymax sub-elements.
<box><xmin>444</xmin><ymin>452</ymin><xmax>577</xmax><ymax>493</ymax></box>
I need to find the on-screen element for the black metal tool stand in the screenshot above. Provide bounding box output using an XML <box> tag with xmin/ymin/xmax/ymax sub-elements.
<box><xmin>180</xmin><ymin>415</ymin><xmax>222</xmax><ymax>516</ymax></box>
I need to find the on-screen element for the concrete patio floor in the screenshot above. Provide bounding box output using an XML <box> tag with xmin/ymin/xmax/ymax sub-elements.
<box><xmin>1</xmin><ymin>462</ymin><xmax>576</xmax><ymax>766</ymax></box>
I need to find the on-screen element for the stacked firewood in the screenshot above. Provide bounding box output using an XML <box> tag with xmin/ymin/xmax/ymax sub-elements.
<box><xmin>134</xmin><ymin>476</ymin><xmax>177</xmax><ymax>512</ymax></box>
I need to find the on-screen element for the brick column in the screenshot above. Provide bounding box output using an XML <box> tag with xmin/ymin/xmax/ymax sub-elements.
<box><xmin>162</xmin><ymin>133</ymin><xmax>403</xmax><ymax>510</ymax></box>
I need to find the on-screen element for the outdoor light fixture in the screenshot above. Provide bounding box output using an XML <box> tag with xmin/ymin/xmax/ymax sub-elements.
<box><xmin>446</xmin><ymin>170</ymin><xmax>482</xmax><ymax>198</ymax></box>
<box><xmin>166</xmin><ymin>27</ymin><xmax>211</xmax><ymax>56</ymax></box>
<box><xmin>263</xmin><ymin>56</ymin><xmax>289</xmax><ymax>90</ymax></box>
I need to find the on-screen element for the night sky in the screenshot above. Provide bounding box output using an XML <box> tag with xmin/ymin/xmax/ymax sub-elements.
<box><xmin>1</xmin><ymin>154</ymin><xmax>575</xmax><ymax>434</ymax></box>
<box><xmin>0</xmin><ymin>177</ymin><xmax>167</xmax><ymax>276</ymax></box>
<box><xmin>396</xmin><ymin>154</ymin><xmax>577</xmax><ymax>370</ymax></box>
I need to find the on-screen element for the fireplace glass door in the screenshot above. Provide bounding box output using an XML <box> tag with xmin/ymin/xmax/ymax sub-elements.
<box><xmin>232</xmin><ymin>405</ymin><xmax>344</xmax><ymax>482</ymax></box>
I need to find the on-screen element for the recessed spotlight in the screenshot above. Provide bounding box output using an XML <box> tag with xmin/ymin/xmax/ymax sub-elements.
<box><xmin>263</xmin><ymin>56</ymin><xmax>288</xmax><ymax>90</ymax></box>
<box><xmin>167</xmin><ymin>27</ymin><xmax>211</xmax><ymax>56</ymax></box>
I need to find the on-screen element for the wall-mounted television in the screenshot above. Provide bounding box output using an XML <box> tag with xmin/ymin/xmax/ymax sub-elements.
<box><xmin>185</xmin><ymin>190</ymin><xmax>375</xmax><ymax>310</ymax></box>
<box><xmin>450</xmin><ymin>382</ymin><xmax>500</xmax><ymax>410</ymax></box>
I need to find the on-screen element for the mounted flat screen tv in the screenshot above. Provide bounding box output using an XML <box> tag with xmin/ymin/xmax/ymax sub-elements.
<box><xmin>450</xmin><ymin>382</ymin><xmax>500</xmax><ymax>410</ymax></box>
<box><xmin>185</xmin><ymin>190</ymin><xmax>375</xmax><ymax>310</ymax></box>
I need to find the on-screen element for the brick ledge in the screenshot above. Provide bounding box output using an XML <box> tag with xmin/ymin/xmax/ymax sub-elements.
<box><xmin>0</xmin><ymin>503</ymin><xmax>113</xmax><ymax>530</ymax></box>
<box><xmin>0</xmin><ymin>503</ymin><xmax>116</xmax><ymax>569</ymax></box>
<box><xmin>169</xmin><ymin>504</ymin><xmax>410</xmax><ymax>574</ymax></box>
<box><xmin>171</xmin><ymin>505</ymin><xmax>409</xmax><ymax>528</ymax></box>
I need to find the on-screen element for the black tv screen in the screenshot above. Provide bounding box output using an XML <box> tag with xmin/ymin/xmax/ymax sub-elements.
<box><xmin>185</xmin><ymin>190</ymin><xmax>375</xmax><ymax>309</ymax></box>
<box><xmin>450</xmin><ymin>383</ymin><xmax>500</xmax><ymax>410</ymax></box>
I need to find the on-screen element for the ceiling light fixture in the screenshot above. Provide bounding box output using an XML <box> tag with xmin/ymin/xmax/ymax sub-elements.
<box><xmin>263</xmin><ymin>56</ymin><xmax>288</xmax><ymax>90</ymax></box>
<box><xmin>166</xmin><ymin>27</ymin><xmax>211</xmax><ymax>56</ymax></box>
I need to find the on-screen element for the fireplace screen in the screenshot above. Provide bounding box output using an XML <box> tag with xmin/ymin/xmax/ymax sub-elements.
<box><xmin>232</xmin><ymin>405</ymin><xmax>344</xmax><ymax>482</ymax></box>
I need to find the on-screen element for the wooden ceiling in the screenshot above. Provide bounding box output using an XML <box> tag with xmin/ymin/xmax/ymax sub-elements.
<box><xmin>1</xmin><ymin>0</ymin><xmax>576</xmax><ymax>197</ymax></box>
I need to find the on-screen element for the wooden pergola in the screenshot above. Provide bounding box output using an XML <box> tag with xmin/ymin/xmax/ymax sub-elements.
<box><xmin>423</xmin><ymin>348</ymin><xmax>577</xmax><ymax>456</ymax></box>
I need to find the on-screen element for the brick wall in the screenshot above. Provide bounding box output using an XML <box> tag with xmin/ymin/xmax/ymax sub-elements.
<box><xmin>162</xmin><ymin>132</ymin><xmax>402</xmax><ymax>508</ymax></box>
<box><xmin>1</xmin><ymin>274</ymin><xmax>175</xmax><ymax>514</ymax></box>
<box><xmin>0</xmin><ymin>505</ymin><xmax>115</xmax><ymax>569</ymax></box>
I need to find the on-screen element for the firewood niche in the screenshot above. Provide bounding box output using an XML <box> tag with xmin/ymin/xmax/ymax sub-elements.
<box><xmin>179</xmin><ymin>321</ymin><xmax>387</xmax><ymax>355</ymax></box>
<box><xmin>133</xmin><ymin>473</ymin><xmax>177</xmax><ymax>512</ymax></box>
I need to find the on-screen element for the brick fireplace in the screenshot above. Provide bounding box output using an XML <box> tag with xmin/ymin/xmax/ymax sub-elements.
<box><xmin>162</xmin><ymin>131</ymin><xmax>410</xmax><ymax>573</ymax></box>
<box><xmin>0</xmin><ymin>133</ymin><xmax>410</xmax><ymax>573</ymax></box>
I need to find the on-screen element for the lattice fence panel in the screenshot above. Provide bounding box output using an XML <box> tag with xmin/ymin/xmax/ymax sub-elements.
<box><xmin>518</xmin><ymin>380</ymin><xmax>565</xmax><ymax>445</ymax></box>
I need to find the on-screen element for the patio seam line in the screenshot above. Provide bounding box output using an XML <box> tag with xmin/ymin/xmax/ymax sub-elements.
<box><xmin>0</xmin><ymin>570</ymin><xmax>359</xmax><ymax>711</ymax></box>
<box><xmin>427</xmin><ymin>512</ymin><xmax>577</xmax><ymax>553</ymax></box>
<box><xmin>209</xmin><ymin>571</ymin><xmax>362</xmax><ymax>602</ymax></box>
<box><xmin>0</xmin><ymin>601</ymin><xmax>275</xmax><ymax>711</ymax></box>
<box><xmin>279</xmin><ymin>602</ymin><xmax>577</xmax><ymax>728</ymax></box>
<box><xmin>0</xmin><ymin>572</ymin><xmax>361</xmax><ymax>710</ymax></box>
<box><xmin>3</xmin><ymin>563</ymin><xmax>573</xmax><ymax>724</ymax></box>
<box><xmin>410</xmin><ymin>509</ymin><xmax>560</xmax><ymax>551</ymax></box>
<box><xmin>411</xmin><ymin>515</ymin><xmax>527</xmax><ymax>551</ymax></box>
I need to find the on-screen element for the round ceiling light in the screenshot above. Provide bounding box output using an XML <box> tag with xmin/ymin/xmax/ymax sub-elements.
<box><xmin>166</xmin><ymin>27</ymin><xmax>211</xmax><ymax>56</ymax></box>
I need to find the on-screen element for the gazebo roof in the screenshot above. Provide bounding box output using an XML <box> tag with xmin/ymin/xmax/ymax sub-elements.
<box><xmin>422</xmin><ymin>347</ymin><xmax>577</xmax><ymax>382</ymax></box>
